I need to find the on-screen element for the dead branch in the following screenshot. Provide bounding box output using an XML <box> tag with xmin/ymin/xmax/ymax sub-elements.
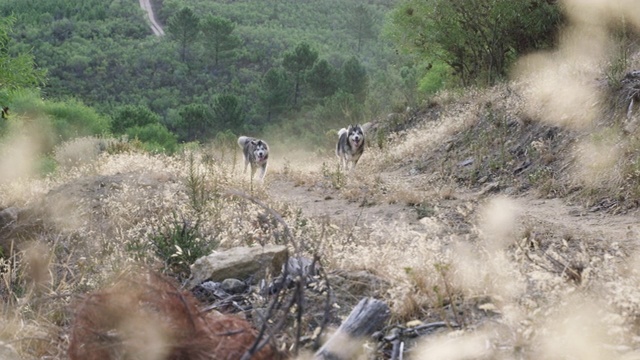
<box><xmin>315</xmin><ymin>297</ymin><xmax>390</xmax><ymax>360</ymax></box>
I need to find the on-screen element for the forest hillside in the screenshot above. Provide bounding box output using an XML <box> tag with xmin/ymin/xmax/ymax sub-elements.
<box><xmin>1</xmin><ymin>0</ymin><xmax>399</xmax><ymax>148</ymax></box>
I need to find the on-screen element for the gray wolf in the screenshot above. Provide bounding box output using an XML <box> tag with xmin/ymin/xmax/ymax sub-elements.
<box><xmin>336</xmin><ymin>124</ymin><xmax>365</xmax><ymax>171</ymax></box>
<box><xmin>238</xmin><ymin>136</ymin><xmax>269</xmax><ymax>181</ymax></box>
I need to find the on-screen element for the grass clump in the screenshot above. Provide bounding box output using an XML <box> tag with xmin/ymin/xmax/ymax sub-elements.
<box><xmin>149</xmin><ymin>214</ymin><xmax>217</xmax><ymax>281</ymax></box>
<box><xmin>321</xmin><ymin>161</ymin><xmax>346</xmax><ymax>189</ymax></box>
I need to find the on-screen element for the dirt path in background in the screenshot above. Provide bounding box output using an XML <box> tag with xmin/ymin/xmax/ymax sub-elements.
<box><xmin>268</xmin><ymin>173</ymin><xmax>640</xmax><ymax>249</ymax></box>
<box><xmin>268</xmin><ymin>177</ymin><xmax>420</xmax><ymax>228</ymax></box>
<box><xmin>514</xmin><ymin>196</ymin><xmax>640</xmax><ymax>244</ymax></box>
<box><xmin>139</xmin><ymin>0</ymin><xmax>165</xmax><ymax>36</ymax></box>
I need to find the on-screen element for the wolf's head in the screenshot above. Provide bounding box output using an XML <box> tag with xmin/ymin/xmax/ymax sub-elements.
<box><xmin>347</xmin><ymin>124</ymin><xmax>364</xmax><ymax>148</ymax></box>
<box><xmin>251</xmin><ymin>139</ymin><xmax>269</xmax><ymax>161</ymax></box>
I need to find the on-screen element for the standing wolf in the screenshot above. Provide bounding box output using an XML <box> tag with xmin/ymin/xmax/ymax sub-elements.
<box><xmin>336</xmin><ymin>124</ymin><xmax>365</xmax><ymax>171</ymax></box>
<box><xmin>238</xmin><ymin>136</ymin><xmax>270</xmax><ymax>181</ymax></box>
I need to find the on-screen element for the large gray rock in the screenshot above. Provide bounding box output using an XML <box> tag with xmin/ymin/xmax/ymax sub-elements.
<box><xmin>188</xmin><ymin>245</ymin><xmax>288</xmax><ymax>289</ymax></box>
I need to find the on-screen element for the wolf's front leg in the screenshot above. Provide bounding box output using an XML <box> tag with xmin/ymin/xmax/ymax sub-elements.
<box><xmin>243</xmin><ymin>158</ymin><xmax>250</xmax><ymax>173</ymax></box>
<box><xmin>258</xmin><ymin>164</ymin><xmax>267</xmax><ymax>182</ymax></box>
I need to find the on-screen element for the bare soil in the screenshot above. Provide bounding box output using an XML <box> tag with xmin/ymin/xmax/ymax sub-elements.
<box><xmin>270</xmin><ymin>174</ymin><xmax>640</xmax><ymax>254</ymax></box>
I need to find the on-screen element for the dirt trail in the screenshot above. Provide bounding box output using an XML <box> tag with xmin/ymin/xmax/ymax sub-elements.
<box><xmin>268</xmin><ymin>177</ymin><xmax>419</xmax><ymax>227</ymax></box>
<box><xmin>514</xmin><ymin>196</ymin><xmax>640</xmax><ymax>244</ymax></box>
<box><xmin>139</xmin><ymin>0</ymin><xmax>164</xmax><ymax>36</ymax></box>
<box><xmin>269</xmin><ymin>174</ymin><xmax>640</xmax><ymax>247</ymax></box>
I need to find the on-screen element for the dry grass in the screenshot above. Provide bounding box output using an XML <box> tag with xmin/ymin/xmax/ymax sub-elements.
<box><xmin>1</xmin><ymin>109</ymin><xmax>640</xmax><ymax>359</ymax></box>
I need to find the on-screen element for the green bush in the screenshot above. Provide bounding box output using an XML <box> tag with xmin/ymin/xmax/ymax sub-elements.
<box><xmin>45</xmin><ymin>98</ymin><xmax>111</xmax><ymax>140</ymax></box>
<box><xmin>111</xmin><ymin>105</ymin><xmax>160</xmax><ymax>135</ymax></box>
<box><xmin>386</xmin><ymin>0</ymin><xmax>561</xmax><ymax>86</ymax></box>
<box><xmin>418</xmin><ymin>61</ymin><xmax>451</xmax><ymax>95</ymax></box>
<box><xmin>126</xmin><ymin>123</ymin><xmax>178</xmax><ymax>154</ymax></box>
<box><xmin>149</xmin><ymin>214</ymin><xmax>218</xmax><ymax>281</ymax></box>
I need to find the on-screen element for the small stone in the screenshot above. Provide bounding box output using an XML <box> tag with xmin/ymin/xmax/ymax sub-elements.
<box><xmin>221</xmin><ymin>278</ymin><xmax>246</xmax><ymax>294</ymax></box>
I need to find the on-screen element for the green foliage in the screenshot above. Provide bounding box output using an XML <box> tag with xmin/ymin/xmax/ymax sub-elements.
<box><xmin>283</xmin><ymin>42</ymin><xmax>319</xmax><ymax>107</ymax></box>
<box><xmin>213</xmin><ymin>94</ymin><xmax>243</xmax><ymax>134</ymax></box>
<box><xmin>0</xmin><ymin>17</ymin><xmax>46</xmax><ymax>92</ymax></box>
<box><xmin>307</xmin><ymin>59</ymin><xmax>339</xmax><ymax>99</ymax></box>
<box><xmin>347</xmin><ymin>4</ymin><xmax>377</xmax><ymax>53</ymax></box>
<box><xmin>311</xmin><ymin>90</ymin><xmax>364</xmax><ymax>128</ymax></box>
<box><xmin>167</xmin><ymin>7</ymin><xmax>201</xmax><ymax>62</ymax></box>
<box><xmin>260</xmin><ymin>68</ymin><xmax>291</xmax><ymax>122</ymax></box>
<box><xmin>418</xmin><ymin>61</ymin><xmax>450</xmax><ymax>95</ymax></box>
<box><xmin>200</xmin><ymin>15</ymin><xmax>241</xmax><ymax>67</ymax></box>
<box><xmin>3</xmin><ymin>0</ymin><xmax>407</xmax><ymax>149</ymax></box>
<box><xmin>148</xmin><ymin>214</ymin><xmax>218</xmax><ymax>280</ymax></box>
<box><xmin>126</xmin><ymin>123</ymin><xmax>178</xmax><ymax>153</ymax></box>
<box><xmin>175</xmin><ymin>103</ymin><xmax>213</xmax><ymax>142</ymax></box>
<box><xmin>38</xmin><ymin>155</ymin><xmax>58</xmax><ymax>176</ymax></box>
<box><xmin>46</xmin><ymin>98</ymin><xmax>111</xmax><ymax>141</ymax></box>
<box><xmin>111</xmin><ymin>104</ymin><xmax>160</xmax><ymax>135</ymax></box>
<box><xmin>341</xmin><ymin>56</ymin><xmax>368</xmax><ymax>102</ymax></box>
<box><xmin>386</xmin><ymin>0</ymin><xmax>561</xmax><ymax>86</ymax></box>
<box><xmin>0</xmin><ymin>90</ymin><xmax>109</xmax><ymax>157</ymax></box>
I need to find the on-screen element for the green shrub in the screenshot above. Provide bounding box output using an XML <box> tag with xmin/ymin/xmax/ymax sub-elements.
<box><xmin>125</xmin><ymin>213</ymin><xmax>219</xmax><ymax>282</ymax></box>
<box><xmin>45</xmin><ymin>98</ymin><xmax>111</xmax><ymax>140</ymax></box>
<box><xmin>386</xmin><ymin>0</ymin><xmax>560</xmax><ymax>86</ymax></box>
<box><xmin>149</xmin><ymin>214</ymin><xmax>218</xmax><ymax>281</ymax></box>
<box><xmin>321</xmin><ymin>161</ymin><xmax>346</xmax><ymax>189</ymax></box>
<box><xmin>111</xmin><ymin>104</ymin><xmax>160</xmax><ymax>135</ymax></box>
<box><xmin>126</xmin><ymin>123</ymin><xmax>178</xmax><ymax>154</ymax></box>
<box><xmin>418</xmin><ymin>61</ymin><xmax>451</xmax><ymax>95</ymax></box>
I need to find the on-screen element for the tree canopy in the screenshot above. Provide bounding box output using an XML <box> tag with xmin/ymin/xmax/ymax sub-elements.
<box><xmin>0</xmin><ymin>17</ymin><xmax>46</xmax><ymax>94</ymax></box>
<box><xmin>0</xmin><ymin>0</ymin><xmax>566</xmax><ymax>149</ymax></box>
<box><xmin>386</xmin><ymin>0</ymin><xmax>561</xmax><ymax>86</ymax></box>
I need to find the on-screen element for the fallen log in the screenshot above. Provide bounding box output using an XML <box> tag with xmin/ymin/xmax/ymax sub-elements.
<box><xmin>314</xmin><ymin>297</ymin><xmax>390</xmax><ymax>360</ymax></box>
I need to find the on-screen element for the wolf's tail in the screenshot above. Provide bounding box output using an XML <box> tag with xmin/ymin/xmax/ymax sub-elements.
<box><xmin>238</xmin><ymin>136</ymin><xmax>249</xmax><ymax>148</ymax></box>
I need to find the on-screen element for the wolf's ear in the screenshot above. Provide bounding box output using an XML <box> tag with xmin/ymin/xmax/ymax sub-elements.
<box><xmin>251</xmin><ymin>140</ymin><xmax>258</xmax><ymax>145</ymax></box>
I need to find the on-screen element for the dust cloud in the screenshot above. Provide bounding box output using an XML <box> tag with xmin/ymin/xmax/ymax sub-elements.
<box><xmin>0</xmin><ymin>132</ymin><xmax>39</xmax><ymax>185</ymax></box>
<box><xmin>0</xmin><ymin>114</ymin><xmax>58</xmax><ymax>186</ymax></box>
<box><xmin>536</xmin><ymin>295</ymin><xmax>616</xmax><ymax>359</ymax></box>
<box><xmin>477</xmin><ymin>196</ymin><xmax>520</xmax><ymax>252</ymax></box>
<box><xmin>262</xmin><ymin>129</ymin><xmax>337</xmax><ymax>174</ymax></box>
<box><xmin>412</xmin><ymin>331</ymin><xmax>491</xmax><ymax>360</ymax></box>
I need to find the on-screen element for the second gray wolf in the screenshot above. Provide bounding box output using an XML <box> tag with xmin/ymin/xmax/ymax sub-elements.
<box><xmin>336</xmin><ymin>124</ymin><xmax>365</xmax><ymax>171</ymax></box>
<box><xmin>238</xmin><ymin>136</ymin><xmax>269</xmax><ymax>181</ymax></box>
